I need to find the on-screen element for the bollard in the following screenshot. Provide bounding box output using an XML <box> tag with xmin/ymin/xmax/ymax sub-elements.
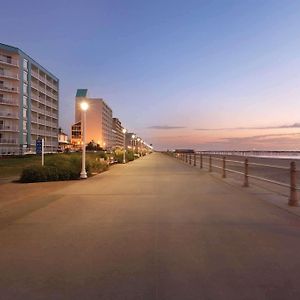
<box><xmin>222</xmin><ymin>157</ymin><xmax>226</xmax><ymax>178</ymax></box>
<box><xmin>189</xmin><ymin>154</ymin><xmax>192</xmax><ymax>165</ymax></box>
<box><xmin>200</xmin><ymin>154</ymin><xmax>203</xmax><ymax>169</ymax></box>
<box><xmin>209</xmin><ymin>155</ymin><xmax>212</xmax><ymax>172</ymax></box>
<box><xmin>194</xmin><ymin>154</ymin><xmax>196</xmax><ymax>166</ymax></box>
<box><xmin>288</xmin><ymin>161</ymin><xmax>298</xmax><ymax>206</ymax></box>
<box><xmin>243</xmin><ymin>158</ymin><xmax>249</xmax><ymax>187</ymax></box>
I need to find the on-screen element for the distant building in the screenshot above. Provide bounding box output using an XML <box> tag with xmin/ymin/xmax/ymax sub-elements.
<box><xmin>58</xmin><ymin>128</ymin><xmax>69</xmax><ymax>151</ymax></box>
<box><xmin>71</xmin><ymin>89</ymin><xmax>113</xmax><ymax>149</ymax></box>
<box><xmin>125</xmin><ymin>132</ymin><xmax>137</xmax><ymax>150</ymax></box>
<box><xmin>0</xmin><ymin>43</ymin><xmax>59</xmax><ymax>155</ymax></box>
<box><xmin>112</xmin><ymin>117</ymin><xmax>124</xmax><ymax>148</ymax></box>
<box><xmin>71</xmin><ymin>121</ymin><xmax>81</xmax><ymax>149</ymax></box>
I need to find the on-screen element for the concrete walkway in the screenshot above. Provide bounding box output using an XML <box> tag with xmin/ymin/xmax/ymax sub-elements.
<box><xmin>1</xmin><ymin>153</ymin><xmax>300</xmax><ymax>299</ymax></box>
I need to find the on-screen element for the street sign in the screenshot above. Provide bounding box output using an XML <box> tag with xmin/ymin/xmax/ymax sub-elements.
<box><xmin>36</xmin><ymin>138</ymin><xmax>44</xmax><ymax>166</ymax></box>
<box><xmin>36</xmin><ymin>139</ymin><xmax>43</xmax><ymax>155</ymax></box>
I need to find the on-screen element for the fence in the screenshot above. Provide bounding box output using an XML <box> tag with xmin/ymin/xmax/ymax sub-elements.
<box><xmin>173</xmin><ymin>152</ymin><xmax>299</xmax><ymax>207</ymax></box>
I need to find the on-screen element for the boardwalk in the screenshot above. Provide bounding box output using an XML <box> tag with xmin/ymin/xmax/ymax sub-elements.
<box><xmin>1</xmin><ymin>153</ymin><xmax>300</xmax><ymax>299</ymax></box>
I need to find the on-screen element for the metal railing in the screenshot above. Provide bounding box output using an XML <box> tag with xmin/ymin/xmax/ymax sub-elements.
<box><xmin>174</xmin><ymin>152</ymin><xmax>299</xmax><ymax>207</ymax></box>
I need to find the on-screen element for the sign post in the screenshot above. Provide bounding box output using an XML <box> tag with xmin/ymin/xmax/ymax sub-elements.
<box><xmin>36</xmin><ymin>138</ymin><xmax>44</xmax><ymax>166</ymax></box>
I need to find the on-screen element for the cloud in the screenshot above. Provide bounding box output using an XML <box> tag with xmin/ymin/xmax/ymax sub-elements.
<box><xmin>221</xmin><ymin>132</ymin><xmax>300</xmax><ymax>142</ymax></box>
<box><xmin>194</xmin><ymin>123</ymin><xmax>300</xmax><ymax>131</ymax></box>
<box><xmin>148</xmin><ymin>125</ymin><xmax>186</xmax><ymax>130</ymax></box>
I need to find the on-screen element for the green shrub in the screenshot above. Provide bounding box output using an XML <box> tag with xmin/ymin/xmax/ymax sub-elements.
<box><xmin>126</xmin><ymin>150</ymin><xmax>134</xmax><ymax>161</ymax></box>
<box><xmin>113</xmin><ymin>149</ymin><xmax>124</xmax><ymax>163</ymax></box>
<box><xmin>20</xmin><ymin>165</ymin><xmax>48</xmax><ymax>182</ymax></box>
<box><xmin>20</xmin><ymin>153</ymin><xmax>109</xmax><ymax>183</ymax></box>
<box><xmin>87</xmin><ymin>159</ymin><xmax>108</xmax><ymax>174</ymax></box>
<box><xmin>45</xmin><ymin>166</ymin><xmax>59</xmax><ymax>181</ymax></box>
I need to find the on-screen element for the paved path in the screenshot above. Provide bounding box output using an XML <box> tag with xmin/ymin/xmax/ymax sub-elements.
<box><xmin>1</xmin><ymin>153</ymin><xmax>300</xmax><ymax>299</ymax></box>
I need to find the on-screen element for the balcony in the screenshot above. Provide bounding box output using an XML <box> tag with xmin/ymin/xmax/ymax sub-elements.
<box><xmin>31</xmin><ymin>81</ymin><xmax>40</xmax><ymax>90</ymax></box>
<box><xmin>0</xmin><ymin>84</ymin><xmax>19</xmax><ymax>93</ymax></box>
<box><xmin>0</xmin><ymin>111</ymin><xmax>19</xmax><ymax>119</ymax></box>
<box><xmin>0</xmin><ymin>125</ymin><xmax>19</xmax><ymax>132</ymax></box>
<box><xmin>0</xmin><ymin>138</ymin><xmax>17</xmax><ymax>144</ymax></box>
<box><xmin>0</xmin><ymin>70</ymin><xmax>19</xmax><ymax>80</ymax></box>
<box><xmin>0</xmin><ymin>97</ymin><xmax>19</xmax><ymax>106</ymax></box>
<box><xmin>45</xmin><ymin>120</ymin><xmax>56</xmax><ymax>127</ymax></box>
<box><xmin>31</xmin><ymin>105</ymin><xmax>45</xmax><ymax>115</ymax></box>
<box><xmin>0</xmin><ymin>55</ymin><xmax>19</xmax><ymax>67</ymax></box>
<box><xmin>45</xmin><ymin>89</ymin><xmax>58</xmax><ymax>100</ymax></box>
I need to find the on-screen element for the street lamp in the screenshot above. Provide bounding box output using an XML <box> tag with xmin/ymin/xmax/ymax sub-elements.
<box><xmin>122</xmin><ymin>128</ymin><xmax>127</xmax><ymax>163</ymax></box>
<box><xmin>80</xmin><ymin>101</ymin><xmax>89</xmax><ymax>179</ymax></box>
<box><xmin>131</xmin><ymin>134</ymin><xmax>136</xmax><ymax>154</ymax></box>
<box><xmin>137</xmin><ymin>138</ymin><xmax>141</xmax><ymax>156</ymax></box>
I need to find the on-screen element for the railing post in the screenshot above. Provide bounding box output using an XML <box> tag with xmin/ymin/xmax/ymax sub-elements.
<box><xmin>189</xmin><ymin>154</ymin><xmax>192</xmax><ymax>165</ymax></box>
<box><xmin>194</xmin><ymin>154</ymin><xmax>196</xmax><ymax>166</ymax></box>
<box><xmin>185</xmin><ymin>154</ymin><xmax>188</xmax><ymax>163</ymax></box>
<box><xmin>289</xmin><ymin>161</ymin><xmax>298</xmax><ymax>206</ymax></box>
<box><xmin>243</xmin><ymin>158</ymin><xmax>249</xmax><ymax>187</ymax></box>
<box><xmin>222</xmin><ymin>156</ymin><xmax>226</xmax><ymax>178</ymax></box>
<box><xmin>209</xmin><ymin>155</ymin><xmax>212</xmax><ymax>172</ymax></box>
<box><xmin>200</xmin><ymin>154</ymin><xmax>203</xmax><ymax>169</ymax></box>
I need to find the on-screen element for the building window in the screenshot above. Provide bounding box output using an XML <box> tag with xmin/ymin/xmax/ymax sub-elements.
<box><xmin>23</xmin><ymin>133</ymin><xmax>27</xmax><ymax>145</ymax></box>
<box><xmin>23</xmin><ymin>83</ymin><xmax>28</xmax><ymax>95</ymax></box>
<box><xmin>23</xmin><ymin>59</ymin><xmax>28</xmax><ymax>70</ymax></box>
<box><xmin>23</xmin><ymin>71</ymin><xmax>28</xmax><ymax>82</ymax></box>
<box><xmin>23</xmin><ymin>96</ymin><xmax>27</xmax><ymax>107</ymax></box>
<box><xmin>23</xmin><ymin>108</ymin><xmax>27</xmax><ymax>119</ymax></box>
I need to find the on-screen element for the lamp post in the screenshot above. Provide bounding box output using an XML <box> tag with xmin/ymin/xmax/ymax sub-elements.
<box><xmin>80</xmin><ymin>101</ymin><xmax>89</xmax><ymax>179</ymax></box>
<box><xmin>131</xmin><ymin>134</ymin><xmax>136</xmax><ymax>154</ymax></box>
<box><xmin>122</xmin><ymin>128</ymin><xmax>127</xmax><ymax>163</ymax></box>
<box><xmin>137</xmin><ymin>138</ymin><xmax>140</xmax><ymax>156</ymax></box>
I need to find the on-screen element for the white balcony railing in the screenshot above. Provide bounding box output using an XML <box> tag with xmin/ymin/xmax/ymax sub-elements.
<box><xmin>31</xmin><ymin>105</ymin><xmax>46</xmax><ymax>115</ymax></box>
<box><xmin>31</xmin><ymin>81</ymin><xmax>40</xmax><ymax>90</ymax></box>
<box><xmin>0</xmin><ymin>97</ymin><xmax>19</xmax><ymax>106</ymax></box>
<box><xmin>0</xmin><ymin>84</ymin><xmax>19</xmax><ymax>93</ymax></box>
<box><xmin>0</xmin><ymin>55</ymin><xmax>19</xmax><ymax>67</ymax></box>
<box><xmin>0</xmin><ymin>138</ymin><xmax>17</xmax><ymax>144</ymax></box>
<box><xmin>0</xmin><ymin>70</ymin><xmax>19</xmax><ymax>80</ymax></box>
<box><xmin>0</xmin><ymin>125</ymin><xmax>19</xmax><ymax>131</ymax></box>
<box><xmin>0</xmin><ymin>111</ymin><xmax>19</xmax><ymax>119</ymax></box>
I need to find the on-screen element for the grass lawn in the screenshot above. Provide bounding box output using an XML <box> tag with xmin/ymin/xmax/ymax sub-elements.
<box><xmin>0</xmin><ymin>152</ymin><xmax>104</xmax><ymax>179</ymax></box>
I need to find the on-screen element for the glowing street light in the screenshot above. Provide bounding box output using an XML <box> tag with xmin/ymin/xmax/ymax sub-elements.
<box><xmin>122</xmin><ymin>128</ymin><xmax>127</xmax><ymax>163</ymax></box>
<box><xmin>80</xmin><ymin>101</ymin><xmax>89</xmax><ymax>179</ymax></box>
<box><xmin>131</xmin><ymin>134</ymin><xmax>136</xmax><ymax>153</ymax></box>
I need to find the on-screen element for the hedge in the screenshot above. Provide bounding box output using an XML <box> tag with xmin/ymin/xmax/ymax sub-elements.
<box><xmin>20</xmin><ymin>153</ymin><xmax>108</xmax><ymax>183</ymax></box>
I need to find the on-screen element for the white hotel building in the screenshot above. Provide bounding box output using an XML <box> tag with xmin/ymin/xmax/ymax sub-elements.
<box><xmin>0</xmin><ymin>43</ymin><xmax>59</xmax><ymax>155</ymax></box>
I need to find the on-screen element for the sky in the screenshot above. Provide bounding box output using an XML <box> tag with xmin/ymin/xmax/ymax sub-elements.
<box><xmin>1</xmin><ymin>0</ymin><xmax>300</xmax><ymax>150</ymax></box>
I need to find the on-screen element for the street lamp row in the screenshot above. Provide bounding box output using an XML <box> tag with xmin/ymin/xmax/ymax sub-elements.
<box><xmin>79</xmin><ymin>101</ymin><xmax>153</xmax><ymax>179</ymax></box>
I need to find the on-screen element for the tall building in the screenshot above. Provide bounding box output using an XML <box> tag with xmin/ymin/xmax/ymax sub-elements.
<box><xmin>0</xmin><ymin>43</ymin><xmax>59</xmax><ymax>155</ymax></box>
<box><xmin>72</xmin><ymin>89</ymin><xmax>113</xmax><ymax>149</ymax></box>
<box><xmin>112</xmin><ymin>117</ymin><xmax>124</xmax><ymax>148</ymax></box>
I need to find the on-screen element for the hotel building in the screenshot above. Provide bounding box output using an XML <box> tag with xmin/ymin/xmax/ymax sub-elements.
<box><xmin>71</xmin><ymin>89</ymin><xmax>113</xmax><ymax>149</ymax></box>
<box><xmin>112</xmin><ymin>117</ymin><xmax>124</xmax><ymax>148</ymax></box>
<box><xmin>0</xmin><ymin>43</ymin><xmax>59</xmax><ymax>155</ymax></box>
